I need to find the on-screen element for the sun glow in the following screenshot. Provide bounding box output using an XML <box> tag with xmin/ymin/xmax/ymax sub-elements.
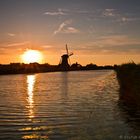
<box><xmin>22</xmin><ymin>50</ymin><xmax>43</xmax><ymax>64</ymax></box>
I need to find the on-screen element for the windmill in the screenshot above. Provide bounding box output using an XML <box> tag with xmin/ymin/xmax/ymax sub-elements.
<box><xmin>59</xmin><ymin>44</ymin><xmax>73</xmax><ymax>71</ymax></box>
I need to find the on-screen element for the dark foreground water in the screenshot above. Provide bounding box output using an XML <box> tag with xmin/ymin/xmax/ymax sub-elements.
<box><xmin>0</xmin><ymin>70</ymin><xmax>140</xmax><ymax>140</ymax></box>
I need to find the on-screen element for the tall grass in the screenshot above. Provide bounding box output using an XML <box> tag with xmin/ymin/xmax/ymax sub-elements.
<box><xmin>115</xmin><ymin>62</ymin><xmax>140</xmax><ymax>106</ymax></box>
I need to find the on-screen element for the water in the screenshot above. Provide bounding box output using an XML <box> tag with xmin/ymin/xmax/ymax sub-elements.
<box><xmin>0</xmin><ymin>70</ymin><xmax>140</xmax><ymax>140</ymax></box>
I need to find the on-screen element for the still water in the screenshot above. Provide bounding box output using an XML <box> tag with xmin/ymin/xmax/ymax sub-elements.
<box><xmin>0</xmin><ymin>70</ymin><xmax>139</xmax><ymax>140</ymax></box>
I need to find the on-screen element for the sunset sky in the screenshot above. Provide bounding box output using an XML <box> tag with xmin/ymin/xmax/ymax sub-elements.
<box><xmin>0</xmin><ymin>0</ymin><xmax>140</xmax><ymax>65</ymax></box>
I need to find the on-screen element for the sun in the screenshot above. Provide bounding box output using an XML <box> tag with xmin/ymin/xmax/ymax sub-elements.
<box><xmin>22</xmin><ymin>50</ymin><xmax>43</xmax><ymax>64</ymax></box>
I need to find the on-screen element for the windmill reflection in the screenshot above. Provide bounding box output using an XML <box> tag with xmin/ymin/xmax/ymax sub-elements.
<box><xmin>61</xmin><ymin>72</ymin><xmax>69</xmax><ymax>101</ymax></box>
<box><xmin>27</xmin><ymin>75</ymin><xmax>36</xmax><ymax>120</ymax></box>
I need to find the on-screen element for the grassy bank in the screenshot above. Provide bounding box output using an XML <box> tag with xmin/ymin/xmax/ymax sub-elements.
<box><xmin>115</xmin><ymin>63</ymin><xmax>140</xmax><ymax>106</ymax></box>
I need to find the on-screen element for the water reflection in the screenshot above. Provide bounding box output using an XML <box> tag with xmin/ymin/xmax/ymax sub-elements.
<box><xmin>60</xmin><ymin>72</ymin><xmax>69</xmax><ymax>103</ymax></box>
<box><xmin>1</xmin><ymin>71</ymin><xmax>139</xmax><ymax>140</ymax></box>
<box><xmin>61</xmin><ymin>72</ymin><xmax>68</xmax><ymax>95</ymax></box>
<box><xmin>27</xmin><ymin>75</ymin><xmax>36</xmax><ymax>120</ymax></box>
<box><xmin>118</xmin><ymin>100</ymin><xmax>140</xmax><ymax>135</ymax></box>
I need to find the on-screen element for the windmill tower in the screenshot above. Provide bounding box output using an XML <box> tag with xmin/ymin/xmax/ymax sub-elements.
<box><xmin>59</xmin><ymin>44</ymin><xmax>73</xmax><ymax>71</ymax></box>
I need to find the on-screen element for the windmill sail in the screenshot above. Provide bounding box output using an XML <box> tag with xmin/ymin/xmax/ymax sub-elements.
<box><xmin>66</xmin><ymin>44</ymin><xmax>69</xmax><ymax>55</ymax></box>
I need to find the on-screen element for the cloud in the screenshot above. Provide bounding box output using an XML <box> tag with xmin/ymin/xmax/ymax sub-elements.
<box><xmin>7</xmin><ymin>41</ymin><xmax>30</xmax><ymax>47</ymax></box>
<box><xmin>100</xmin><ymin>8</ymin><xmax>140</xmax><ymax>24</ymax></box>
<box><xmin>44</xmin><ymin>9</ymin><xmax>66</xmax><ymax>16</ymax></box>
<box><xmin>64</xmin><ymin>27</ymin><xmax>79</xmax><ymax>33</ymax></box>
<box><xmin>0</xmin><ymin>41</ymin><xmax>30</xmax><ymax>49</ymax></box>
<box><xmin>54</xmin><ymin>20</ymin><xmax>79</xmax><ymax>35</ymax></box>
<box><xmin>102</xmin><ymin>9</ymin><xmax>117</xmax><ymax>17</ymax></box>
<box><xmin>41</xmin><ymin>45</ymin><xmax>53</xmax><ymax>49</ymax></box>
<box><xmin>7</xmin><ymin>33</ymin><xmax>15</xmax><ymax>37</ymax></box>
<box><xmin>0</xmin><ymin>41</ymin><xmax>29</xmax><ymax>55</ymax></box>
<box><xmin>81</xmin><ymin>35</ymin><xmax>140</xmax><ymax>54</ymax></box>
<box><xmin>119</xmin><ymin>17</ymin><xmax>140</xmax><ymax>23</ymax></box>
<box><xmin>44</xmin><ymin>8</ymin><xmax>92</xmax><ymax>16</ymax></box>
<box><xmin>95</xmin><ymin>35</ymin><xmax>140</xmax><ymax>46</ymax></box>
<box><xmin>54</xmin><ymin>22</ymin><xmax>67</xmax><ymax>35</ymax></box>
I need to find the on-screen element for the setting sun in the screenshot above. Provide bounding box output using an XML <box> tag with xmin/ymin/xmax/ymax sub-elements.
<box><xmin>22</xmin><ymin>50</ymin><xmax>43</xmax><ymax>64</ymax></box>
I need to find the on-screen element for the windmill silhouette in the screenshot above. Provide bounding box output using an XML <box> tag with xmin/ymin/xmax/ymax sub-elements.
<box><xmin>59</xmin><ymin>44</ymin><xmax>73</xmax><ymax>71</ymax></box>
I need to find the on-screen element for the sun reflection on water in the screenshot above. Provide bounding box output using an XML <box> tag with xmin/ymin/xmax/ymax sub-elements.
<box><xmin>27</xmin><ymin>75</ymin><xmax>36</xmax><ymax>120</ymax></box>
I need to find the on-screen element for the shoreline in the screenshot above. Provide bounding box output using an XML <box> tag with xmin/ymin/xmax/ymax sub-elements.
<box><xmin>0</xmin><ymin>62</ymin><xmax>114</xmax><ymax>75</ymax></box>
<box><xmin>0</xmin><ymin>68</ymin><xmax>113</xmax><ymax>76</ymax></box>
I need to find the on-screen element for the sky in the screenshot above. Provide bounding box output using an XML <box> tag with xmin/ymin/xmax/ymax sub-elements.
<box><xmin>0</xmin><ymin>0</ymin><xmax>140</xmax><ymax>65</ymax></box>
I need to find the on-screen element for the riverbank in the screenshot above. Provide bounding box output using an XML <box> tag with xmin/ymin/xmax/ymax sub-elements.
<box><xmin>0</xmin><ymin>62</ymin><xmax>113</xmax><ymax>75</ymax></box>
<box><xmin>115</xmin><ymin>63</ymin><xmax>140</xmax><ymax>106</ymax></box>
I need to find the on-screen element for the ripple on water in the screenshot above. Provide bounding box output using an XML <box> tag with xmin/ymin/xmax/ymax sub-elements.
<box><xmin>0</xmin><ymin>70</ymin><xmax>139</xmax><ymax>140</ymax></box>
